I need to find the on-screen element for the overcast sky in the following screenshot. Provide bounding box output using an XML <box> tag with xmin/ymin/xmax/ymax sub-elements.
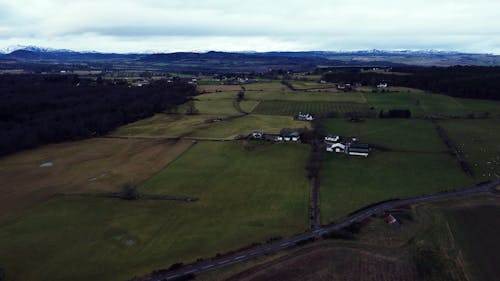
<box><xmin>1</xmin><ymin>0</ymin><xmax>499</xmax><ymax>53</ymax></box>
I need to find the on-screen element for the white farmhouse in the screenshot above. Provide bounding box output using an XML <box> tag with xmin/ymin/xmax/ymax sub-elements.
<box><xmin>326</xmin><ymin>143</ymin><xmax>346</xmax><ymax>153</ymax></box>
<box><xmin>324</xmin><ymin>134</ymin><xmax>340</xmax><ymax>142</ymax></box>
<box><xmin>297</xmin><ymin>112</ymin><xmax>314</xmax><ymax>121</ymax></box>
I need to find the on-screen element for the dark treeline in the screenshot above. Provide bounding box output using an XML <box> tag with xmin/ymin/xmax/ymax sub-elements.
<box><xmin>322</xmin><ymin>66</ymin><xmax>500</xmax><ymax>100</ymax></box>
<box><xmin>0</xmin><ymin>75</ymin><xmax>195</xmax><ymax>156</ymax></box>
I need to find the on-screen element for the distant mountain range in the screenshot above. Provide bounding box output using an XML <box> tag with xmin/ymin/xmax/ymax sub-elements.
<box><xmin>1</xmin><ymin>46</ymin><xmax>500</xmax><ymax>72</ymax></box>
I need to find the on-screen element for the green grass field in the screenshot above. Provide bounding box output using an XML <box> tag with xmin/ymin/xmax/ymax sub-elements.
<box><xmin>242</xmin><ymin>82</ymin><xmax>287</xmax><ymax>92</ymax></box>
<box><xmin>253</xmin><ymin>101</ymin><xmax>371</xmax><ymax>116</ymax></box>
<box><xmin>190</xmin><ymin>100</ymin><xmax>241</xmax><ymax>115</ymax></box>
<box><xmin>188</xmin><ymin>114</ymin><xmax>310</xmax><ymax>139</ymax></box>
<box><xmin>439</xmin><ymin>119</ymin><xmax>500</xmax><ymax>181</ymax></box>
<box><xmin>111</xmin><ymin>114</ymin><xmax>218</xmax><ymax>138</ymax></box>
<box><xmin>239</xmin><ymin>100</ymin><xmax>260</xmax><ymax>113</ymax></box>
<box><xmin>112</xmin><ymin>114</ymin><xmax>308</xmax><ymax>139</ymax></box>
<box><xmin>323</xmin><ymin>118</ymin><xmax>447</xmax><ymax>152</ymax></box>
<box><xmin>245</xmin><ymin>91</ymin><xmax>367</xmax><ymax>103</ymax></box>
<box><xmin>290</xmin><ymin>81</ymin><xmax>335</xmax><ymax>90</ymax></box>
<box><xmin>364</xmin><ymin>92</ymin><xmax>500</xmax><ymax>118</ymax></box>
<box><xmin>0</xmin><ymin>142</ymin><xmax>311</xmax><ymax>281</ymax></box>
<box><xmin>196</xmin><ymin>91</ymin><xmax>238</xmax><ymax>101</ymax></box>
<box><xmin>320</xmin><ymin>151</ymin><xmax>474</xmax><ymax>223</ymax></box>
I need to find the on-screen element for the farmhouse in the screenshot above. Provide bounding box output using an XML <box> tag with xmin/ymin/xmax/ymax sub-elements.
<box><xmin>348</xmin><ymin>143</ymin><xmax>370</xmax><ymax>157</ymax></box>
<box><xmin>336</xmin><ymin>83</ymin><xmax>352</xmax><ymax>91</ymax></box>
<box><xmin>324</xmin><ymin>135</ymin><xmax>370</xmax><ymax>157</ymax></box>
<box><xmin>384</xmin><ymin>213</ymin><xmax>399</xmax><ymax>225</ymax></box>
<box><xmin>326</xmin><ymin>143</ymin><xmax>346</xmax><ymax>153</ymax></box>
<box><xmin>296</xmin><ymin>112</ymin><xmax>314</xmax><ymax>121</ymax></box>
<box><xmin>263</xmin><ymin>134</ymin><xmax>283</xmax><ymax>142</ymax></box>
<box><xmin>284</xmin><ymin>132</ymin><xmax>301</xmax><ymax>142</ymax></box>
<box><xmin>251</xmin><ymin>130</ymin><xmax>264</xmax><ymax>139</ymax></box>
<box><xmin>250</xmin><ymin>131</ymin><xmax>300</xmax><ymax>142</ymax></box>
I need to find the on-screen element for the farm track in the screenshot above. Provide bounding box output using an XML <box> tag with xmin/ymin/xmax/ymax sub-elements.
<box><xmin>144</xmin><ymin>179</ymin><xmax>500</xmax><ymax>281</ymax></box>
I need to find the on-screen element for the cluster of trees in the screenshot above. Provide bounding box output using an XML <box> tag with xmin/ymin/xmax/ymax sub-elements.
<box><xmin>304</xmin><ymin>119</ymin><xmax>325</xmax><ymax>180</ymax></box>
<box><xmin>434</xmin><ymin>123</ymin><xmax>473</xmax><ymax>177</ymax></box>
<box><xmin>322</xmin><ymin>66</ymin><xmax>500</xmax><ymax>100</ymax></box>
<box><xmin>379</xmin><ymin>109</ymin><xmax>412</xmax><ymax>118</ymax></box>
<box><xmin>0</xmin><ymin>75</ymin><xmax>196</xmax><ymax>156</ymax></box>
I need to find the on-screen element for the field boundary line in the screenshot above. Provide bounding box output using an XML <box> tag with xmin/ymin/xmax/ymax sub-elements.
<box><xmin>136</xmin><ymin>140</ymin><xmax>198</xmax><ymax>188</ymax></box>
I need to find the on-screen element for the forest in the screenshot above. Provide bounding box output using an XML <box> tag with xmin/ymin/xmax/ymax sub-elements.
<box><xmin>321</xmin><ymin>66</ymin><xmax>500</xmax><ymax>100</ymax></box>
<box><xmin>0</xmin><ymin>75</ymin><xmax>195</xmax><ymax>156</ymax></box>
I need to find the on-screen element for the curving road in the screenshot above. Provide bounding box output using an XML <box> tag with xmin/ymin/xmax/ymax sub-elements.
<box><xmin>146</xmin><ymin>179</ymin><xmax>500</xmax><ymax>281</ymax></box>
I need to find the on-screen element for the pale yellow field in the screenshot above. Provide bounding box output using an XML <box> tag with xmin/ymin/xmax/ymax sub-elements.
<box><xmin>0</xmin><ymin>138</ymin><xmax>193</xmax><ymax>220</ymax></box>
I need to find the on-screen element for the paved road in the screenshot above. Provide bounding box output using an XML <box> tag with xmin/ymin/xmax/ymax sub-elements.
<box><xmin>146</xmin><ymin>179</ymin><xmax>500</xmax><ymax>281</ymax></box>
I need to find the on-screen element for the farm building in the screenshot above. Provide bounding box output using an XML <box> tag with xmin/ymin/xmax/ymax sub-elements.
<box><xmin>325</xmin><ymin>135</ymin><xmax>370</xmax><ymax>157</ymax></box>
<box><xmin>348</xmin><ymin>143</ymin><xmax>370</xmax><ymax>157</ymax></box>
<box><xmin>384</xmin><ymin>213</ymin><xmax>399</xmax><ymax>225</ymax></box>
<box><xmin>263</xmin><ymin>134</ymin><xmax>283</xmax><ymax>142</ymax></box>
<box><xmin>251</xmin><ymin>130</ymin><xmax>264</xmax><ymax>139</ymax></box>
<box><xmin>250</xmin><ymin>131</ymin><xmax>300</xmax><ymax>142</ymax></box>
<box><xmin>296</xmin><ymin>112</ymin><xmax>314</xmax><ymax>121</ymax></box>
<box><xmin>325</xmin><ymin>134</ymin><xmax>340</xmax><ymax>142</ymax></box>
<box><xmin>326</xmin><ymin>143</ymin><xmax>346</xmax><ymax>153</ymax></box>
<box><xmin>377</xmin><ymin>82</ymin><xmax>388</xmax><ymax>88</ymax></box>
<box><xmin>336</xmin><ymin>83</ymin><xmax>352</xmax><ymax>91</ymax></box>
<box><xmin>283</xmin><ymin>132</ymin><xmax>301</xmax><ymax>142</ymax></box>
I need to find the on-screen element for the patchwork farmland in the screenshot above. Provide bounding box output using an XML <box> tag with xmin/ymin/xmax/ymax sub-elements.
<box><xmin>253</xmin><ymin>101</ymin><xmax>371</xmax><ymax>116</ymax></box>
<box><xmin>1</xmin><ymin>73</ymin><xmax>499</xmax><ymax>281</ymax></box>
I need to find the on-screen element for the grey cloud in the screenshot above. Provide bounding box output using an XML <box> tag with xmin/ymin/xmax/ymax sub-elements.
<box><xmin>0</xmin><ymin>0</ymin><xmax>499</xmax><ymax>53</ymax></box>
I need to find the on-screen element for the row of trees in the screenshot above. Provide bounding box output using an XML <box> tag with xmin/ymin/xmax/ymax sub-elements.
<box><xmin>0</xmin><ymin>75</ymin><xmax>196</xmax><ymax>156</ymax></box>
<box><xmin>322</xmin><ymin>66</ymin><xmax>500</xmax><ymax>100</ymax></box>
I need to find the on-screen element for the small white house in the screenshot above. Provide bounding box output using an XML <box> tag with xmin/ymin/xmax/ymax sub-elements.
<box><xmin>326</xmin><ymin>143</ymin><xmax>346</xmax><ymax>153</ymax></box>
<box><xmin>251</xmin><ymin>130</ymin><xmax>263</xmax><ymax>139</ymax></box>
<box><xmin>282</xmin><ymin>132</ymin><xmax>300</xmax><ymax>142</ymax></box>
<box><xmin>324</xmin><ymin>135</ymin><xmax>340</xmax><ymax>142</ymax></box>
<box><xmin>297</xmin><ymin>112</ymin><xmax>314</xmax><ymax>121</ymax></box>
<box><xmin>377</xmin><ymin>82</ymin><xmax>388</xmax><ymax>88</ymax></box>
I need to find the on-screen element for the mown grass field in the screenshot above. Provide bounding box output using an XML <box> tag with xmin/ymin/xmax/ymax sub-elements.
<box><xmin>112</xmin><ymin>113</ymin><xmax>308</xmax><ymax>139</ymax></box>
<box><xmin>364</xmin><ymin>92</ymin><xmax>500</xmax><ymax>117</ymax></box>
<box><xmin>253</xmin><ymin>101</ymin><xmax>370</xmax><ymax>116</ymax></box>
<box><xmin>197</xmin><ymin>84</ymin><xmax>242</xmax><ymax>93</ymax></box>
<box><xmin>111</xmin><ymin>114</ymin><xmax>218</xmax><ymax>138</ymax></box>
<box><xmin>194</xmin><ymin>100</ymin><xmax>241</xmax><ymax>115</ymax></box>
<box><xmin>243</xmin><ymin>82</ymin><xmax>287</xmax><ymax>92</ymax></box>
<box><xmin>439</xmin><ymin>119</ymin><xmax>500</xmax><ymax>181</ymax></box>
<box><xmin>0</xmin><ymin>138</ymin><xmax>193</xmax><ymax>221</ymax></box>
<box><xmin>323</xmin><ymin>118</ymin><xmax>447</xmax><ymax>152</ymax></box>
<box><xmin>320</xmin><ymin>151</ymin><xmax>474</xmax><ymax>223</ymax></box>
<box><xmin>0</xmin><ymin>142</ymin><xmax>311</xmax><ymax>281</ymax></box>
<box><xmin>196</xmin><ymin>91</ymin><xmax>239</xmax><ymax>101</ymax></box>
<box><xmin>290</xmin><ymin>81</ymin><xmax>336</xmax><ymax>90</ymax></box>
<box><xmin>189</xmin><ymin>114</ymin><xmax>310</xmax><ymax>139</ymax></box>
<box><xmin>239</xmin><ymin>100</ymin><xmax>260</xmax><ymax>113</ymax></box>
<box><xmin>242</xmin><ymin>91</ymin><xmax>367</xmax><ymax>103</ymax></box>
